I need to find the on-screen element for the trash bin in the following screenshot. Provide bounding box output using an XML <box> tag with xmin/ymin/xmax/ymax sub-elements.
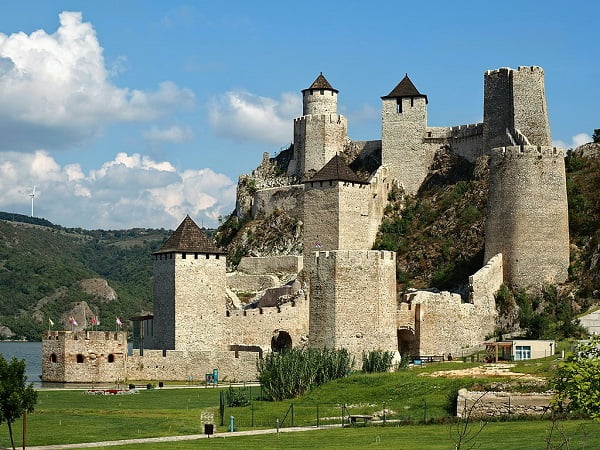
<box><xmin>158</xmin><ymin>381</ymin><xmax>164</xmax><ymax>388</ymax></box>
<box><xmin>204</xmin><ymin>423</ymin><xmax>214</xmax><ymax>436</ymax></box>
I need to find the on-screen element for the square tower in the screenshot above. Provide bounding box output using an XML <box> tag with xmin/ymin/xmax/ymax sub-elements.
<box><xmin>152</xmin><ymin>215</ymin><xmax>227</xmax><ymax>352</ymax></box>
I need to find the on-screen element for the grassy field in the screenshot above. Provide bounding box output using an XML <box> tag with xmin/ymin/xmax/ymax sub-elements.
<box><xmin>1</xmin><ymin>360</ymin><xmax>597</xmax><ymax>448</ymax></box>
<box><xmin>82</xmin><ymin>420</ymin><xmax>600</xmax><ymax>449</ymax></box>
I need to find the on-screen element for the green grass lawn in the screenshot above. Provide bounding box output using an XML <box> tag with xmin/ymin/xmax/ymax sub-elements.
<box><xmin>76</xmin><ymin>420</ymin><xmax>600</xmax><ymax>449</ymax></box>
<box><xmin>0</xmin><ymin>360</ymin><xmax>594</xmax><ymax>448</ymax></box>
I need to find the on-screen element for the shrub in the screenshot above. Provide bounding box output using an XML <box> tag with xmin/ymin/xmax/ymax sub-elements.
<box><xmin>257</xmin><ymin>348</ymin><xmax>353</xmax><ymax>401</ymax></box>
<box><xmin>362</xmin><ymin>350</ymin><xmax>394</xmax><ymax>373</ymax></box>
<box><xmin>226</xmin><ymin>385</ymin><xmax>250</xmax><ymax>407</ymax></box>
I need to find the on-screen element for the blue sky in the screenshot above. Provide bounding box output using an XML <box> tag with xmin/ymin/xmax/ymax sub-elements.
<box><xmin>0</xmin><ymin>0</ymin><xmax>597</xmax><ymax>229</ymax></box>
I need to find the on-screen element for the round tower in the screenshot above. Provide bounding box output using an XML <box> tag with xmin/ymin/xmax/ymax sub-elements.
<box><xmin>152</xmin><ymin>215</ymin><xmax>227</xmax><ymax>352</ymax></box>
<box><xmin>302</xmin><ymin>72</ymin><xmax>338</xmax><ymax>115</ymax></box>
<box><xmin>484</xmin><ymin>146</ymin><xmax>569</xmax><ymax>290</ymax></box>
<box><xmin>289</xmin><ymin>73</ymin><xmax>347</xmax><ymax>178</ymax></box>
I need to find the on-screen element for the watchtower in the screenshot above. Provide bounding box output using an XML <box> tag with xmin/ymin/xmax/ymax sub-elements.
<box><xmin>381</xmin><ymin>74</ymin><xmax>431</xmax><ymax>195</ymax></box>
<box><xmin>290</xmin><ymin>73</ymin><xmax>347</xmax><ymax>178</ymax></box>
<box><xmin>152</xmin><ymin>215</ymin><xmax>227</xmax><ymax>352</ymax></box>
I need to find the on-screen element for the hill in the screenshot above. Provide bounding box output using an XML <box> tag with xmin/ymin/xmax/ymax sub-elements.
<box><xmin>0</xmin><ymin>216</ymin><xmax>174</xmax><ymax>340</ymax></box>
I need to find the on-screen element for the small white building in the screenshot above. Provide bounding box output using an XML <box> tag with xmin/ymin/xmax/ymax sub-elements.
<box><xmin>511</xmin><ymin>339</ymin><xmax>555</xmax><ymax>360</ymax></box>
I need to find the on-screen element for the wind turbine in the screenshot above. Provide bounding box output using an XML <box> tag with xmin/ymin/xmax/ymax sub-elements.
<box><xmin>28</xmin><ymin>186</ymin><xmax>36</xmax><ymax>217</ymax></box>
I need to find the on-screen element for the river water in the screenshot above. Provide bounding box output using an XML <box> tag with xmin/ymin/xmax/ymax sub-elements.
<box><xmin>0</xmin><ymin>341</ymin><xmax>42</xmax><ymax>386</ymax></box>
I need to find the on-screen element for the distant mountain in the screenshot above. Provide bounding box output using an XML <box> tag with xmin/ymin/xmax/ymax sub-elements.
<box><xmin>0</xmin><ymin>216</ymin><xmax>179</xmax><ymax>340</ymax></box>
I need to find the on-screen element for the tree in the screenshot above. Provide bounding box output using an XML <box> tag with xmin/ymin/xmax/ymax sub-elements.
<box><xmin>551</xmin><ymin>335</ymin><xmax>600</xmax><ymax>420</ymax></box>
<box><xmin>593</xmin><ymin>129</ymin><xmax>600</xmax><ymax>144</ymax></box>
<box><xmin>0</xmin><ymin>356</ymin><xmax>38</xmax><ymax>450</ymax></box>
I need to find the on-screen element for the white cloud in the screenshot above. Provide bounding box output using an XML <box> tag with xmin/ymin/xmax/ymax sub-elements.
<box><xmin>553</xmin><ymin>133</ymin><xmax>592</xmax><ymax>150</ymax></box>
<box><xmin>143</xmin><ymin>125</ymin><xmax>195</xmax><ymax>144</ymax></box>
<box><xmin>0</xmin><ymin>150</ymin><xmax>235</xmax><ymax>229</ymax></box>
<box><xmin>0</xmin><ymin>11</ymin><xmax>195</xmax><ymax>151</ymax></box>
<box><xmin>209</xmin><ymin>90</ymin><xmax>300</xmax><ymax>146</ymax></box>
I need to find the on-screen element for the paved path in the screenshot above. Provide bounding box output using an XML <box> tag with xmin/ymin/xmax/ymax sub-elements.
<box><xmin>22</xmin><ymin>425</ymin><xmax>340</xmax><ymax>449</ymax></box>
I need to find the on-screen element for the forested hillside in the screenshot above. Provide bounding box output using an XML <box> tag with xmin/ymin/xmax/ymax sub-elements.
<box><xmin>0</xmin><ymin>218</ymin><xmax>172</xmax><ymax>340</ymax></box>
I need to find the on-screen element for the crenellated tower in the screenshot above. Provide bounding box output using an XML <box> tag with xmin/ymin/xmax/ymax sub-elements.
<box><xmin>381</xmin><ymin>74</ymin><xmax>431</xmax><ymax>195</ymax></box>
<box><xmin>483</xmin><ymin>66</ymin><xmax>552</xmax><ymax>152</ymax></box>
<box><xmin>303</xmin><ymin>155</ymin><xmax>398</xmax><ymax>362</ymax></box>
<box><xmin>289</xmin><ymin>73</ymin><xmax>347</xmax><ymax>178</ymax></box>
<box><xmin>152</xmin><ymin>215</ymin><xmax>227</xmax><ymax>352</ymax></box>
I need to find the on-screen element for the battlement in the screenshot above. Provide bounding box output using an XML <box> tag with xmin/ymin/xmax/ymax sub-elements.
<box><xmin>491</xmin><ymin>145</ymin><xmax>563</xmax><ymax>158</ymax></box>
<box><xmin>43</xmin><ymin>330</ymin><xmax>126</xmax><ymax>342</ymax></box>
<box><xmin>485</xmin><ymin>66</ymin><xmax>544</xmax><ymax>77</ymax></box>
<box><xmin>517</xmin><ymin>65</ymin><xmax>544</xmax><ymax>74</ymax></box>
<box><xmin>294</xmin><ymin>114</ymin><xmax>344</xmax><ymax>124</ymax></box>
<box><xmin>225</xmin><ymin>300</ymin><xmax>299</xmax><ymax>318</ymax></box>
<box><xmin>312</xmin><ymin>250</ymin><xmax>395</xmax><ymax>263</ymax></box>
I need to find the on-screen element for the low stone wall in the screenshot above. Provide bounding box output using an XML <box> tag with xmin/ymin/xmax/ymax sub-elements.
<box><xmin>457</xmin><ymin>389</ymin><xmax>553</xmax><ymax>418</ymax></box>
<box><xmin>238</xmin><ymin>255</ymin><xmax>303</xmax><ymax>275</ymax></box>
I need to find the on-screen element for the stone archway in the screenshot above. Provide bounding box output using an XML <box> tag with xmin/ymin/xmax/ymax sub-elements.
<box><xmin>271</xmin><ymin>330</ymin><xmax>292</xmax><ymax>352</ymax></box>
<box><xmin>397</xmin><ymin>328</ymin><xmax>417</xmax><ymax>358</ymax></box>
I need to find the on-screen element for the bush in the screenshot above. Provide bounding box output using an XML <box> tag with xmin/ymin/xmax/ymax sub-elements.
<box><xmin>362</xmin><ymin>350</ymin><xmax>394</xmax><ymax>373</ymax></box>
<box><xmin>257</xmin><ymin>348</ymin><xmax>353</xmax><ymax>401</ymax></box>
<box><xmin>226</xmin><ymin>385</ymin><xmax>249</xmax><ymax>407</ymax></box>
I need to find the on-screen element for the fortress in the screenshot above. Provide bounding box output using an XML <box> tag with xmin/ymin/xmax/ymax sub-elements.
<box><xmin>42</xmin><ymin>66</ymin><xmax>569</xmax><ymax>383</ymax></box>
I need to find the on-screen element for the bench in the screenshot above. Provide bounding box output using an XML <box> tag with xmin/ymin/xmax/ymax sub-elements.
<box><xmin>348</xmin><ymin>414</ymin><xmax>373</xmax><ymax>426</ymax></box>
<box><xmin>419</xmin><ymin>355</ymin><xmax>445</xmax><ymax>363</ymax></box>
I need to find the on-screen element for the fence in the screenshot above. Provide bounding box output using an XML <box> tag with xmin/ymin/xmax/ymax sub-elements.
<box><xmin>218</xmin><ymin>385</ymin><xmax>440</xmax><ymax>431</ymax></box>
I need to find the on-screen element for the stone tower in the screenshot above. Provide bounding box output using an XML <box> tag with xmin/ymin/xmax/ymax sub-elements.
<box><xmin>484</xmin><ymin>145</ymin><xmax>569</xmax><ymax>290</ymax></box>
<box><xmin>152</xmin><ymin>215</ymin><xmax>227</xmax><ymax>352</ymax></box>
<box><xmin>483</xmin><ymin>66</ymin><xmax>552</xmax><ymax>151</ymax></box>
<box><xmin>381</xmin><ymin>75</ymin><xmax>431</xmax><ymax>195</ymax></box>
<box><xmin>302</xmin><ymin>154</ymin><xmax>371</xmax><ymax>256</ymax></box>
<box><xmin>303</xmin><ymin>155</ymin><xmax>397</xmax><ymax>362</ymax></box>
<box><xmin>289</xmin><ymin>73</ymin><xmax>347</xmax><ymax>178</ymax></box>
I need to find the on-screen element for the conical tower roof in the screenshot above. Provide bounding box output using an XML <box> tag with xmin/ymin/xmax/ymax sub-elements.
<box><xmin>153</xmin><ymin>215</ymin><xmax>225</xmax><ymax>255</ymax></box>
<box><xmin>302</xmin><ymin>72</ymin><xmax>339</xmax><ymax>93</ymax></box>
<box><xmin>382</xmin><ymin>74</ymin><xmax>428</xmax><ymax>103</ymax></box>
<box><xmin>302</xmin><ymin>154</ymin><xmax>367</xmax><ymax>184</ymax></box>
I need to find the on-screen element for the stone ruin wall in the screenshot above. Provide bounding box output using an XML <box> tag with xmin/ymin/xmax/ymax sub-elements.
<box><xmin>42</xmin><ymin>331</ymin><xmax>127</xmax><ymax>383</ymax></box>
<box><xmin>485</xmin><ymin>146</ymin><xmax>569</xmax><ymax>289</ymax></box>
<box><xmin>398</xmin><ymin>254</ymin><xmax>502</xmax><ymax>357</ymax></box>
<box><xmin>309</xmin><ymin>250</ymin><xmax>397</xmax><ymax>365</ymax></box>
<box><xmin>251</xmin><ymin>184</ymin><xmax>304</xmax><ymax>221</ymax></box>
<box><xmin>457</xmin><ymin>389</ymin><xmax>553</xmax><ymax>418</ymax></box>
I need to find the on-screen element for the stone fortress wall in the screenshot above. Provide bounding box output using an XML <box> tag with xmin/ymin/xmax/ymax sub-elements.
<box><xmin>43</xmin><ymin>66</ymin><xmax>569</xmax><ymax>383</ymax></box>
<box><xmin>396</xmin><ymin>254</ymin><xmax>503</xmax><ymax>357</ymax></box>
<box><xmin>309</xmin><ymin>251</ymin><xmax>397</xmax><ymax>362</ymax></box>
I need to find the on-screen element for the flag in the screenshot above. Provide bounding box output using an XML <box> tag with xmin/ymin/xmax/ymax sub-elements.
<box><xmin>49</xmin><ymin>318</ymin><xmax>54</xmax><ymax>327</ymax></box>
<box><xmin>116</xmin><ymin>317</ymin><xmax>123</xmax><ymax>327</ymax></box>
<box><xmin>69</xmin><ymin>316</ymin><xmax>78</xmax><ymax>326</ymax></box>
